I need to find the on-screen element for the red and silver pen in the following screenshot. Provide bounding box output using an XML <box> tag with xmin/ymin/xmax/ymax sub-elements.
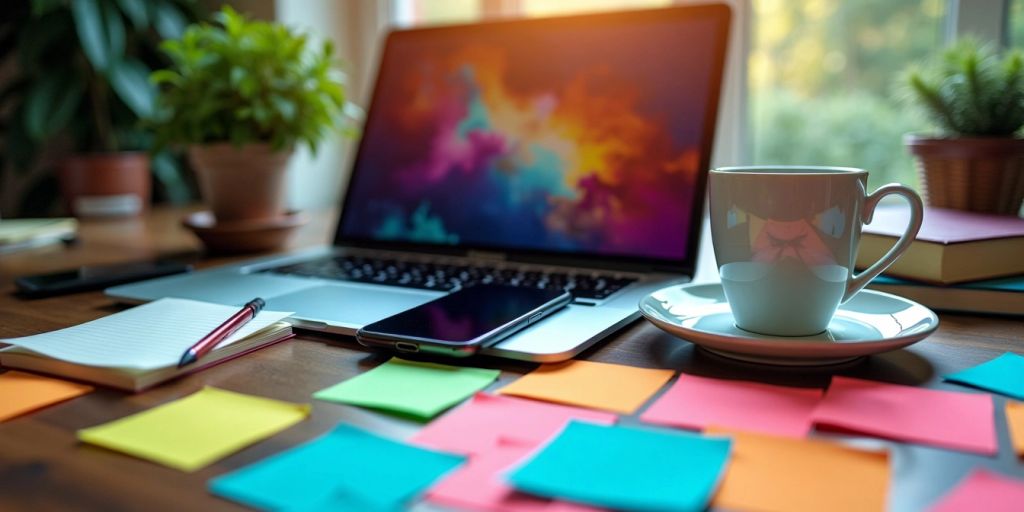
<box><xmin>177</xmin><ymin>297</ymin><xmax>266</xmax><ymax>368</ymax></box>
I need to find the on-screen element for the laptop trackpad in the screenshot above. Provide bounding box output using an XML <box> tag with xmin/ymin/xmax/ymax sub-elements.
<box><xmin>265</xmin><ymin>284</ymin><xmax>443</xmax><ymax>327</ymax></box>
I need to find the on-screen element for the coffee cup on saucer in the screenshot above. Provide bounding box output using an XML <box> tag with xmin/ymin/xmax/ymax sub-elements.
<box><xmin>708</xmin><ymin>166</ymin><xmax>923</xmax><ymax>337</ymax></box>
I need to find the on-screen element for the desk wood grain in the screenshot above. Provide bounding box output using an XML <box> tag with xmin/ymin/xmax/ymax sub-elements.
<box><xmin>0</xmin><ymin>206</ymin><xmax>1022</xmax><ymax>511</ymax></box>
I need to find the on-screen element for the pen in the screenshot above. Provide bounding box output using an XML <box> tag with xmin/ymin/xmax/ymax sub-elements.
<box><xmin>177</xmin><ymin>297</ymin><xmax>266</xmax><ymax>368</ymax></box>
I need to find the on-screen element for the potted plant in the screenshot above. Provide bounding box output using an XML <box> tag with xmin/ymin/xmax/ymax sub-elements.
<box><xmin>151</xmin><ymin>7</ymin><xmax>348</xmax><ymax>226</ymax></box>
<box><xmin>904</xmin><ymin>39</ymin><xmax>1024</xmax><ymax>215</ymax></box>
<box><xmin>1</xmin><ymin>0</ymin><xmax>198</xmax><ymax>217</ymax></box>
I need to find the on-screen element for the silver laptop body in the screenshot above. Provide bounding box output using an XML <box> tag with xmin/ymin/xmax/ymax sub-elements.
<box><xmin>108</xmin><ymin>5</ymin><xmax>732</xmax><ymax>362</ymax></box>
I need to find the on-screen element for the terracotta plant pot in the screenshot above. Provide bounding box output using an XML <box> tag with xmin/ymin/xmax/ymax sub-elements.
<box><xmin>905</xmin><ymin>135</ymin><xmax>1024</xmax><ymax>215</ymax></box>
<box><xmin>188</xmin><ymin>143</ymin><xmax>293</xmax><ymax>222</ymax></box>
<box><xmin>58</xmin><ymin>152</ymin><xmax>151</xmax><ymax>217</ymax></box>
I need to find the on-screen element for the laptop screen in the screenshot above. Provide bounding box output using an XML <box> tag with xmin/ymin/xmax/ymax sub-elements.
<box><xmin>337</xmin><ymin>5</ymin><xmax>730</xmax><ymax>270</ymax></box>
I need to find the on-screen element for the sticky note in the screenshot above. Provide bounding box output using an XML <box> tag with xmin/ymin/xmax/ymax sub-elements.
<box><xmin>313</xmin><ymin>358</ymin><xmax>499</xmax><ymax>420</ymax></box>
<box><xmin>210</xmin><ymin>423</ymin><xmax>465</xmax><ymax>511</ymax></box>
<box><xmin>498</xmin><ymin>360</ymin><xmax>674</xmax><ymax>414</ymax></box>
<box><xmin>1007</xmin><ymin>401</ymin><xmax>1024</xmax><ymax>457</ymax></box>
<box><xmin>508</xmin><ymin>421</ymin><xmax>731</xmax><ymax>511</ymax></box>
<box><xmin>0</xmin><ymin>371</ymin><xmax>92</xmax><ymax>422</ymax></box>
<box><xmin>411</xmin><ymin>393</ymin><xmax>617</xmax><ymax>454</ymax></box>
<box><xmin>928</xmin><ymin>469</ymin><xmax>1024</xmax><ymax>512</ymax></box>
<box><xmin>639</xmin><ymin>374</ymin><xmax>823</xmax><ymax>438</ymax></box>
<box><xmin>708</xmin><ymin>428</ymin><xmax>890</xmax><ymax>512</ymax></box>
<box><xmin>78</xmin><ymin>387</ymin><xmax>309</xmax><ymax>471</ymax></box>
<box><xmin>427</xmin><ymin>440</ymin><xmax>600</xmax><ymax>512</ymax></box>
<box><xmin>945</xmin><ymin>353</ymin><xmax>1024</xmax><ymax>400</ymax></box>
<box><xmin>811</xmin><ymin>376</ymin><xmax>996</xmax><ymax>455</ymax></box>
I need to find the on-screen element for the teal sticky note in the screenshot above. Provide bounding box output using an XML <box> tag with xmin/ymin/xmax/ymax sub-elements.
<box><xmin>313</xmin><ymin>358</ymin><xmax>500</xmax><ymax>420</ymax></box>
<box><xmin>946</xmin><ymin>352</ymin><xmax>1024</xmax><ymax>400</ymax></box>
<box><xmin>209</xmin><ymin>423</ymin><xmax>465</xmax><ymax>511</ymax></box>
<box><xmin>508</xmin><ymin>421</ymin><xmax>732</xmax><ymax>512</ymax></box>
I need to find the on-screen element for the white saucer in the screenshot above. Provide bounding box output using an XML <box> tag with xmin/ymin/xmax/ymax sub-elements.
<box><xmin>639</xmin><ymin>283</ymin><xmax>939</xmax><ymax>366</ymax></box>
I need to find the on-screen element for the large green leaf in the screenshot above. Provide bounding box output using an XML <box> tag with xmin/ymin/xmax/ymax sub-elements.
<box><xmin>71</xmin><ymin>0</ymin><xmax>125</xmax><ymax>72</ymax></box>
<box><xmin>151</xmin><ymin>151</ymin><xmax>194</xmax><ymax>204</ymax></box>
<box><xmin>151</xmin><ymin>1</ymin><xmax>188</xmax><ymax>41</ymax></box>
<box><xmin>115</xmin><ymin>0</ymin><xmax>149</xmax><ymax>31</ymax></box>
<box><xmin>23</xmin><ymin>73</ymin><xmax>85</xmax><ymax>141</ymax></box>
<box><xmin>108</xmin><ymin>58</ymin><xmax>156</xmax><ymax>119</ymax></box>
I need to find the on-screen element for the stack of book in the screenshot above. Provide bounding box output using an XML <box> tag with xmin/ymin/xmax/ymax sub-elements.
<box><xmin>0</xmin><ymin>218</ymin><xmax>77</xmax><ymax>254</ymax></box>
<box><xmin>858</xmin><ymin>206</ymin><xmax>1024</xmax><ymax>316</ymax></box>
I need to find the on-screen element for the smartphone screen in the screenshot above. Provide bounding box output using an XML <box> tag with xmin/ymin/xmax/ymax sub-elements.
<box><xmin>359</xmin><ymin>284</ymin><xmax>570</xmax><ymax>348</ymax></box>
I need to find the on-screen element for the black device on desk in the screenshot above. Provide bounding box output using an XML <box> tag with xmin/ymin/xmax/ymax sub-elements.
<box><xmin>15</xmin><ymin>260</ymin><xmax>192</xmax><ymax>298</ymax></box>
<box><xmin>357</xmin><ymin>284</ymin><xmax>572</xmax><ymax>357</ymax></box>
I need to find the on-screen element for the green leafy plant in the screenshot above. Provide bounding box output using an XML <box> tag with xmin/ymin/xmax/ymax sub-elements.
<box><xmin>151</xmin><ymin>7</ymin><xmax>348</xmax><ymax>153</ymax></box>
<box><xmin>0</xmin><ymin>0</ymin><xmax>200</xmax><ymax>214</ymax></box>
<box><xmin>905</xmin><ymin>39</ymin><xmax>1024</xmax><ymax>137</ymax></box>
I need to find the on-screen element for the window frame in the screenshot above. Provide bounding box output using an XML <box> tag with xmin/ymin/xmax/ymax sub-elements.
<box><xmin>947</xmin><ymin>0</ymin><xmax>1009</xmax><ymax>45</ymax></box>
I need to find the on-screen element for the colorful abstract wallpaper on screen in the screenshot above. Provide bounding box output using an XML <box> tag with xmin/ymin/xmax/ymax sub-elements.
<box><xmin>341</xmin><ymin>17</ymin><xmax>719</xmax><ymax>260</ymax></box>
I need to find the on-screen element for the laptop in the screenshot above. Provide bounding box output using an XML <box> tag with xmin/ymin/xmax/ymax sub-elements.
<box><xmin>107</xmin><ymin>4</ymin><xmax>732</xmax><ymax>362</ymax></box>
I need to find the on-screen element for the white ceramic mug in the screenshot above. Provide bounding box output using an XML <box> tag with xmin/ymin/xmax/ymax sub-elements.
<box><xmin>708</xmin><ymin>166</ymin><xmax>923</xmax><ymax>336</ymax></box>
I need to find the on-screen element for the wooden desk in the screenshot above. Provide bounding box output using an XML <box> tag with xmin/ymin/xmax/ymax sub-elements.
<box><xmin>1</xmin><ymin>206</ymin><xmax>1022</xmax><ymax>511</ymax></box>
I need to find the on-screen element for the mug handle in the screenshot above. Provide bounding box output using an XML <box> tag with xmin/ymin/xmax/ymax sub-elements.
<box><xmin>842</xmin><ymin>183</ymin><xmax>924</xmax><ymax>303</ymax></box>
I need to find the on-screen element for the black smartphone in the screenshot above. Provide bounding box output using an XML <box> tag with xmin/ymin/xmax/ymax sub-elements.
<box><xmin>356</xmin><ymin>284</ymin><xmax>572</xmax><ymax>357</ymax></box>
<box><xmin>14</xmin><ymin>260</ymin><xmax>193</xmax><ymax>298</ymax></box>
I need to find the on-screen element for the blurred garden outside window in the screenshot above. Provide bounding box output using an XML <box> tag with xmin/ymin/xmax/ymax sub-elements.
<box><xmin>391</xmin><ymin>0</ymin><xmax>1014</xmax><ymax>191</ymax></box>
<box><xmin>1013</xmin><ymin>0</ymin><xmax>1024</xmax><ymax>47</ymax></box>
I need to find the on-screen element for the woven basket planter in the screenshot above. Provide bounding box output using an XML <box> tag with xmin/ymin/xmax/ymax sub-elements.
<box><xmin>905</xmin><ymin>135</ymin><xmax>1024</xmax><ymax>215</ymax></box>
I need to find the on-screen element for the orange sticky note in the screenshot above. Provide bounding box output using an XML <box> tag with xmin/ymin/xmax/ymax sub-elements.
<box><xmin>497</xmin><ymin>360</ymin><xmax>674</xmax><ymax>414</ymax></box>
<box><xmin>0</xmin><ymin>371</ymin><xmax>93</xmax><ymax>422</ymax></box>
<box><xmin>1007</xmin><ymin>401</ymin><xmax>1024</xmax><ymax>457</ymax></box>
<box><xmin>708</xmin><ymin>428</ymin><xmax>890</xmax><ymax>512</ymax></box>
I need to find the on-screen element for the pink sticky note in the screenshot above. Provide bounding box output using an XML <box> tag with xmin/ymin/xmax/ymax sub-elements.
<box><xmin>411</xmin><ymin>393</ymin><xmax>617</xmax><ymax>454</ymax></box>
<box><xmin>812</xmin><ymin>377</ymin><xmax>996</xmax><ymax>455</ymax></box>
<box><xmin>639</xmin><ymin>374</ymin><xmax>823</xmax><ymax>438</ymax></box>
<box><xmin>929</xmin><ymin>469</ymin><xmax>1024</xmax><ymax>512</ymax></box>
<box><xmin>427</xmin><ymin>439</ymin><xmax>602</xmax><ymax>512</ymax></box>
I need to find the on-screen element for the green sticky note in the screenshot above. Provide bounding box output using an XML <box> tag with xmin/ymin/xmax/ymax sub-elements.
<box><xmin>946</xmin><ymin>352</ymin><xmax>1024</xmax><ymax>400</ymax></box>
<box><xmin>312</xmin><ymin>358</ymin><xmax>499</xmax><ymax>420</ymax></box>
<box><xmin>210</xmin><ymin>423</ymin><xmax>465</xmax><ymax>511</ymax></box>
<box><xmin>509</xmin><ymin>421</ymin><xmax>732</xmax><ymax>512</ymax></box>
<box><xmin>78</xmin><ymin>387</ymin><xmax>310</xmax><ymax>472</ymax></box>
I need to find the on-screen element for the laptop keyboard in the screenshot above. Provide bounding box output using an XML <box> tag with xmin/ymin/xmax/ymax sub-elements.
<box><xmin>261</xmin><ymin>255</ymin><xmax>638</xmax><ymax>301</ymax></box>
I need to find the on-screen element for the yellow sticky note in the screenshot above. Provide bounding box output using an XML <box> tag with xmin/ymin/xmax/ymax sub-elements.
<box><xmin>497</xmin><ymin>360</ymin><xmax>674</xmax><ymax>414</ymax></box>
<box><xmin>0</xmin><ymin>371</ymin><xmax>93</xmax><ymax>422</ymax></box>
<box><xmin>708</xmin><ymin>428</ymin><xmax>890</xmax><ymax>512</ymax></box>
<box><xmin>78</xmin><ymin>387</ymin><xmax>310</xmax><ymax>472</ymax></box>
<box><xmin>1007</xmin><ymin>401</ymin><xmax>1024</xmax><ymax>457</ymax></box>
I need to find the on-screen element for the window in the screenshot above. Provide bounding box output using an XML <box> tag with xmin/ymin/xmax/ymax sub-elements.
<box><xmin>750</xmin><ymin>0</ymin><xmax>946</xmax><ymax>189</ymax></box>
<box><xmin>393</xmin><ymin>0</ymin><xmax>481</xmax><ymax>26</ymax></box>
<box><xmin>1013</xmin><ymin>0</ymin><xmax>1024</xmax><ymax>46</ymax></box>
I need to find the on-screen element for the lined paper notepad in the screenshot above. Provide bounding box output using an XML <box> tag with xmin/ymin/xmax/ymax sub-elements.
<box><xmin>0</xmin><ymin>298</ymin><xmax>293</xmax><ymax>391</ymax></box>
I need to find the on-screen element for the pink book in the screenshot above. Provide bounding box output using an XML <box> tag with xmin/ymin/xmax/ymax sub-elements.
<box><xmin>864</xmin><ymin>206</ymin><xmax>1024</xmax><ymax>244</ymax></box>
<box><xmin>857</xmin><ymin>206</ymin><xmax>1024</xmax><ymax>283</ymax></box>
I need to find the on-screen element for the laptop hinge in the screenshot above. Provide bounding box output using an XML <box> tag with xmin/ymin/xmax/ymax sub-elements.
<box><xmin>465</xmin><ymin>250</ymin><xmax>507</xmax><ymax>262</ymax></box>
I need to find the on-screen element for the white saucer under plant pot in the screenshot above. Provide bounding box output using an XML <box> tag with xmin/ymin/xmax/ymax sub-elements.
<box><xmin>150</xmin><ymin>7</ymin><xmax>351</xmax><ymax>231</ymax></box>
<box><xmin>639</xmin><ymin>283</ymin><xmax>939</xmax><ymax>366</ymax></box>
<box><xmin>904</xmin><ymin>39</ymin><xmax>1024</xmax><ymax>215</ymax></box>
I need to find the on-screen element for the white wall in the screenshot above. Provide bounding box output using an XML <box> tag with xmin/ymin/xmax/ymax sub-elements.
<box><xmin>274</xmin><ymin>1</ymin><xmax>391</xmax><ymax>211</ymax></box>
